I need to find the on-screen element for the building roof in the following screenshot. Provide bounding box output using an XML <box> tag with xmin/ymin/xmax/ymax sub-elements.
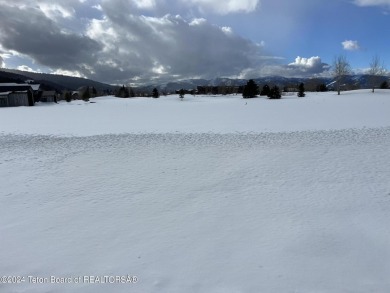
<box><xmin>0</xmin><ymin>91</ymin><xmax>29</xmax><ymax>96</ymax></box>
<box><xmin>0</xmin><ymin>83</ymin><xmax>40</xmax><ymax>91</ymax></box>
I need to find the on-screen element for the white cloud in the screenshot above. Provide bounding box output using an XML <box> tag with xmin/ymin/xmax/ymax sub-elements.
<box><xmin>237</xmin><ymin>56</ymin><xmax>330</xmax><ymax>79</ymax></box>
<box><xmin>17</xmin><ymin>65</ymin><xmax>37</xmax><ymax>72</ymax></box>
<box><xmin>189</xmin><ymin>18</ymin><xmax>207</xmax><ymax>26</ymax></box>
<box><xmin>0</xmin><ymin>56</ymin><xmax>4</xmax><ymax>68</ymax></box>
<box><xmin>92</xmin><ymin>4</ymin><xmax>102</xmax><ymax>11</ymax></box>
<box><xmin>39</xmin><ymin>3</ymin><xmax>75</xmax><ymax>19</ymax></box>
<box><xmin>353</xmin><ymin>0</ymin><xmax>390</xmax><ymax>7</ymax></box>
<box><xmin>182</xmin><ymin>0</ymin><xmax>260</xmax><ymax>14</ymax></box>
<box><xmin>221</xmin><ymin>26</ymin><xmax>233</xmax><ymax>35</ymax></box>
<box><xmin>130</xmin><ymin>0</ymin><xmax>156</xmax><ymax>10</ymax></box>
<box><xmin>289</xmin><ymin>56</ymin><xmax>322</xmax><ymax>68</ymax></box>
<box><xmin>288</xmin><ymin>56</ymin><xmax>330</xmax><ymax>75</ymax></box>
<box><xmin>342</xmin><ymin>40</ymin><xmax>360</xmax><ymax>51</ymax></box>
<box><xmin>52</xmin><ymin>69</ymin><xmax>85</xmax><ymax>78</ymax></box>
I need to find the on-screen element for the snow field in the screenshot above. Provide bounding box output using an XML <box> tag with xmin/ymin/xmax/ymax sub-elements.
<box><xmin>1</xmin><ymin>90</ymin><xmax>390</xmax><ymax>292</ymax></box>
<box><xmin>0</xmin><ymin>90</ymin><xmax>389</xmax><ymax>136</ymax></box>
<box><xmin>1</xmin><ymin>129</ymin><xmax>390</xmax><ymax>293</ymax></box>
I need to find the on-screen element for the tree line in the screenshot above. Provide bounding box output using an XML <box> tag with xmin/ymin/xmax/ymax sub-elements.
<box><xmin>241</xmin><ymin>54</ymin><xmax>388</xmax><ymax>99</ymax></box>
<box><xmin>111</xmin><ymin>54</ymin><xmax>388</xmax><ymax>99</ymax></box>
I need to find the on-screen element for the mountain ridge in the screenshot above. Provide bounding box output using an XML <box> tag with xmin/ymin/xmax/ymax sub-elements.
<box><xmin>1</xmin><ymin>68</ymin><xmax>389</xmax><ymax>93</ymax></box>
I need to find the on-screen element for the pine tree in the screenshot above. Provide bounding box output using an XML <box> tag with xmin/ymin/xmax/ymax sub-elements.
<box><xmin>179</xmin><ymin>89</ymin><xmax>185</xmax><ymax>100</ymax></box>
<box><xmin>260</xmin><ymin>84</ymin><xmax>270</xmax><ymax>96</ymax></box>
<box><xmin>116</xmin><ymin>86</ymin><xmax>130</xmax><ymax>98</ymax></box>
<box><xmin>92</xmin><ymin>87</ymin><xmax>97</xmax><ymax>97</ymax></box>
<box><xmin>380</xmin><ymin>81</ymin><xmax>389</xmax><ymax>89</ymax></box>
<box><xmin>65</xmin><ymin>92</ymin><xmax>72</xmax><ymax>102</ymax></box>
<box><xmin>268</xmin><ymin>86</ymin><xmax>281</xmax><ymax>99</ymax></box>
<box><xmin>242</xmin><ymin>79</ymin><xmax>258</xmax><ymax>98</ymax></box>
<box><xmin>82</xmin><ymin>86</ymin><xmax>90</xmax><ymax>101</ymax></box>
<box><xmin>152</xmin><ymin>88</ymin><xmax>159</xmax><ymax>98</ymax></box>
<box><xmin>316</xmin><ymin>84</ymin><xmax>327</xmax><ymax>92</ymax></box>
<box><xmin>297</xmin><ymin>83</ymin><xmax>305</xmax><ymax>97</ymax></box>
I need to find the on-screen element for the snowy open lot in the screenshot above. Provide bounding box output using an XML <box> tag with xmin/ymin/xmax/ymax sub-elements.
<box><xmin>1</xmin><ymin>90</ymin><xmax>390</xmax><ymax>293</ymax></box>
<box><xmin>0</xmin><ymin>90</ymin><xmax>390</xmax><ymax>136</ymax></box>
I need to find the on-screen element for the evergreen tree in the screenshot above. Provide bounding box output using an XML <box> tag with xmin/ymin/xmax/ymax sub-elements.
<box><xmin>242</xmin><ymin>79</ymin><xmax>258</xmax><ymax>98</ymax></box>
<box><xmin>179</xmin><ymin>89</ymin><xmax>185</xmax><ymax>100</ymax></box>
<box><xmin>82</xmin><ymin>86</ymin><xmax>90</xmax><ymax>101</ymax></box>
<box><xmin>268</xmin><ymin>86</ymin><xmax>281</xmax><ymax>99</ymax></box>
<box><xmin>129</xmin><ymin>87</ymin><xmax>135</xmax><ymax>97</ymax></box>
<box><xmin>92</xmin><ymin>87</ymin><xmax>97</xmax><ymax>97</ymax></box>
<box><xmin>260</xmin><ymin>84</ymin><xmax>270</xmax><ymax>96</ymax></box>
<box><xmin>380</xmin><ymin>81</ymin><xmax>389</xmax><ymax>89</ymax></box>
<box><xmin>316</xmin><ymin>84</ymin><xmax>327</xmax><ymax>92</ymax></box>
<box><xmin>297</xmin><ymin>83</ymin><xmax>305</xmax><ymax>97</ymax></box>
<box><xmin>65</xmin><ymin>91</ymin><xmax>72</xmax><ymax>102</ymax></box>
<box><xmin>116</xmin><ymin>86</ymin><xmax>130</xmax><ymax>98</ymax></box>
<box><xmin>152</xmin><ymin>88</ymin><xmax>159</xmax><ymax>98</ymax></box>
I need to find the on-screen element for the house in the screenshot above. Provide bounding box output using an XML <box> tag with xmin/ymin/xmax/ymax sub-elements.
<box><xmin>0</xmin><ymin>91</ymin><xmax>31</xmax><ymax>107</ymax></box>
<box><xmin>39</xmin><ymin>91</ymin><xmax>57</xmax><ymax>103</ymax></box>
<box><xmin>0</xmin><ymin>83</ymin><xmax>35</xmax><ymax>107</ymax></box>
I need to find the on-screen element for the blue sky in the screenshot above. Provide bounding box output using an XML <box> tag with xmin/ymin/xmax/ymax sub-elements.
<box><xmin>0</xmin><ymin>0</ymin><xmax>389</xmax><ymax>85</ymax></box>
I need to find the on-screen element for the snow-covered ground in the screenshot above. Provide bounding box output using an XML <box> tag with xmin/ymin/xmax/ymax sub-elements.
<box><xmin>1</xmin><ymin>90</ymin><xmax>390</xmax><ymax>293</ymax></box>
<box><xmin>0</xmin><ymin>90</ymin><xmax>389</xmax><ymax>136</ymax></box>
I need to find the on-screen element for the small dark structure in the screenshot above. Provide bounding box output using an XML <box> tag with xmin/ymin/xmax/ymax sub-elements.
<box><xmin>71</xmin><ymin>91</ymin><xmax>80</xmax><ymax>100</ymax></box>
<box><xmin>39</xmin><ymin>91</ymin><xmax>57</xmax><ymax>103</ymax></box>
<box><xmin>0</xmin><ymin>91</ymin><xmax>32</xmax><ymax>107</ymax></box>
<box><xmin>0</xmin><ymin>83</ymin><xmax>35</xmax><ymax>107</ymax></box>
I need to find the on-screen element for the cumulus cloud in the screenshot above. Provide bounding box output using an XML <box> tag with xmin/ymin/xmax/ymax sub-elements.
<box><xmin>287</xmin><ymin>56</ymin><xmax>330</xmax><ymax>76</ymax></box>
<box><xmin>237</xmin><ymin>56</ymin><xmax>330</xmax><ymax>79</ymax></box>
<box><xmin>289</xmin><ymin>56</ymin><xmax>321</xmax><ymax>68</ymax></box>
<box><xmin>353</xmin><ymin>0</ymin><xmax>390</xmax><ymax>7</ymax></box>
<box><xmin>342</xmin><ymin>40</ymin><xmax>360</xmax><ymax>51</ymax></box>
<box><xmin>0</xmin><ymin>56</ymin><xmax>4</xmax><ymax>68</ymax></box>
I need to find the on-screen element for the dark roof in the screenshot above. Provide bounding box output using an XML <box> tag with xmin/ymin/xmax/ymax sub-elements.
<box><xmin>0</xmin><ymin>84</ymin><xmax>34</xmax><ymax>92</ymax></box>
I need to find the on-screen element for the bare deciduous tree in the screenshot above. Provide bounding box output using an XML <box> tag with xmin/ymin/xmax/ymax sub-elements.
<box><xmin>333</xmin><ymin>55</ymin><xmax>351</xmax><ymax>95</ymax></box>
<box><xmin>368</xmin><ymin>55</ymin><xmax>386</xmax><ymax>93</ymax></box>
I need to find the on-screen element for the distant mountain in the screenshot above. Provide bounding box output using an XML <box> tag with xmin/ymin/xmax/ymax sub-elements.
<box><xmin>0</xmin><ymin>69</ymin><xmax>115</xmax><ymax>92</ymax></box>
